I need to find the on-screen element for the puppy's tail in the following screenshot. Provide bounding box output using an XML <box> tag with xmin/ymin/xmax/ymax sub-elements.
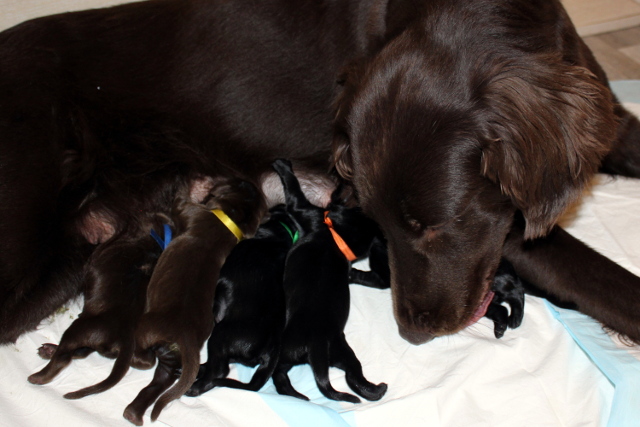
<box><xmin>150</xmin><ymin>338</ymin><xmax>199</xmax><ymax>421</ymax></box>
<box><xmin>309</xmin><ymin>342</ymin><xmax>360</xmax><ymax>404</ymax></box>
<box><xmin>64</xmin><ymin>335</ymin><xmax>135</xmax><ymax>400</ymax></box>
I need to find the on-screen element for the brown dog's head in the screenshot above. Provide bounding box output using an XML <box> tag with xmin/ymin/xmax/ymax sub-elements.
<box><xmin>333</xmin><ymin>29</ymin><xmax>616</xmax><ymax>344</ymax></box>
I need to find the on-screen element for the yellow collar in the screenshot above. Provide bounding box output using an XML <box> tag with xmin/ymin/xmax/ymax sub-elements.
<box><xmin>211</xmin><ymin>209</ymin><xmax>244</xmax><ymax>242</ymax></box>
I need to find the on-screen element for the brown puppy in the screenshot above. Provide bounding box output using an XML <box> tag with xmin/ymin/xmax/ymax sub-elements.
<box><xmin>123</xmin><ymin>177</ymin><xmax>265</xmax><ymax>426</ymax></box>
<box><xmin>0</xmin><ymin>0</ymin><xmax>639</xmax><ymax>348</ymax></box>
<box><xmin>27</xmin><ymin>213</ymin><xmax>167</xmax><ymax>398</ymax></box>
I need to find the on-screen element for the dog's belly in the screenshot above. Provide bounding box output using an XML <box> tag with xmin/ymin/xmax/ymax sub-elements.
<box><xmin>261</xmin><ymin>170</ymin><xmax>335</xmax><ymax>208</ymax></box>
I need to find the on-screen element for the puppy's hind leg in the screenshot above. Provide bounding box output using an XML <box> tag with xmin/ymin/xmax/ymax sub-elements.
<box><xmin>309</xmin><ymin>342</ymin><xmax>360</xmax><ymax>404</ymax></box>
<box><xmin>333</xmin><ymin>335</ymin><xmax>387</xmax><ymax>401</ymax></box>
<box><xmin>28</xmin><ymin>348</ymin><xmax>76</xmax><ymax>385</ymax></box>
<box><xmin>206</xmin><ymin>350</ymin><xmax>281</xmax><ymax>393</ymax></box>
<box><xmin>28</xmin><ymin>320</ymin><xmax>97</xmax><ymax>385</ymax></box>
<box><xmin>272</xmin><ymin>364</ymin><xmax>309</xmax><ymax>401</ymax></box>
<box><xmin>185</xmin><ymin>359</ymin><xmax>230</xmax><ymax>397</ymax></box>
<box><xmin>64</xmin><ymin>335</ymin><xmax>135</xmax><ymax>399</ymax></box>
<box><xmin>36</xmin><ymin>343</ymin><xmax>94</xmax><ymax>360</ymax></box>
<box><xmin>124</xmin><ymin>347</ymin><xmax>180</xmax><ymax>426</ymax></box>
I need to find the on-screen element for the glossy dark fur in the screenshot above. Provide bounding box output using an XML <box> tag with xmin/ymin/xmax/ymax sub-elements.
<box><xmin>1</xmin><ymin>0</ymin><xmax>639</xmax><ymax>350</ymax></box>
<box><xmin>271</xmin><ymin>159</ymin><xmax>387</xmax><ymax>403</ymax></box>
<box><xmin>484</xmin><ymin>260</ymin><xmax>525</xmax><ymax>339</ymax></box>
<box><xmin>186</xmin><ymin>205</ymin><xmax>294</xmax><ymax>397</ymax></box>
<box><xmin>123</xmin><ymin>178</ymin><xmax>265</xmax><ymax>425</ymax></box>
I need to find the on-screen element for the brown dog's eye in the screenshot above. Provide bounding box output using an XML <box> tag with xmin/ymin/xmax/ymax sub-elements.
<box><xmin>404</xmin><ymin>215</ymin><xmax>425</xmax><ymax>233</ymax></box>
<box><xmin>404</xmin><ymin>213</ymin><xmax>446</xmax><ymax>242</ymax></box>
<box><xmin>424</xmin><ymin>226</ymin><xmax>442</xmax><ymax>241</ymax></box>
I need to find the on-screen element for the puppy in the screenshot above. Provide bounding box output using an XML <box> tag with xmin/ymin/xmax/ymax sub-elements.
<box><xmin>27</xmin><ymin>213</ymin><xmax>169</xmax><ymax>399</ymax></box>
<box><xmin>123</xmin><ymin>177</ymin><xmax>265</xmax><ymax>425</ymax></box>
<box><xmin>271</xmin><ymin>159</ymin><xmax>387</xmax><ymax>404</ymax></box>
<box><xmin>186</xmin><ymin>204</ymin><xmax>296</xmax><ymax>397</ymax></box>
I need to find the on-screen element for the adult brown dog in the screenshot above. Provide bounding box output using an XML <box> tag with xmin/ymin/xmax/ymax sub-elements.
<box><xmin>0</xmin><ymin>0</ymin><xmax>639</xmax><ymax>349</ymax></box>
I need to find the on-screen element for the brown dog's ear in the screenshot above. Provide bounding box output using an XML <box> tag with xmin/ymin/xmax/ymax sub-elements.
<box><xmin>332</xmin><ymin>131</ymin><xmax>353</xmax><ymax>180</ymax></box>
<box><xmin>331</xmin><ymin>61</ymin><xmax>363</xmax><ymax>181</ymax></box>
<box><xmin>479</xmin><ymin>55</ymin><xmax>616</xmax><ymax>239</ymax></box>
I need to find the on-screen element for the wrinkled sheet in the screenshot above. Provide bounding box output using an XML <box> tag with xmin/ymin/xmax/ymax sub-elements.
<box><xmin>0</xmin><ymin>4</ymin><xmax>639</xmax><ymax>422</ymax></box>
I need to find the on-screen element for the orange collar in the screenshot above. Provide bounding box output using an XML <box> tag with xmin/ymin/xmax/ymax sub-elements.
<box><xmin>324</xmin><ymin>211</ymin><xmax>357</xmax><ymax>262</ymax></box>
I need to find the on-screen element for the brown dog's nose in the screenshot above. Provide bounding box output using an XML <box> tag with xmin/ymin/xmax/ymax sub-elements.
<box><xmin>398</xmin><ymin>327</ymin><xmax>435</xmax><ymax>345</ymax></box>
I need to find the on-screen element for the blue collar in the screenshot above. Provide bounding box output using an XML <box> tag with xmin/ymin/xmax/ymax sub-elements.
<box><xmin>150</xmin><ymin>223</ymin><xmax>172</xmax><ymax>250</ymax></box>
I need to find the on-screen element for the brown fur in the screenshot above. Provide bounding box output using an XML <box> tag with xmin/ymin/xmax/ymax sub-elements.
<box><xmin>26</xmin><ymin>217</ymin><xmax>165</xmax><ymax>399</ymax></box>
<box><xmin>123</xmin><ymin>177</ymin><xmax>265</xmax><ymax>425</ymax></box>
<box><xmin>0</xmin><ymin>0</ymin><xmax>639</xmax><ymax>353</ymax></box>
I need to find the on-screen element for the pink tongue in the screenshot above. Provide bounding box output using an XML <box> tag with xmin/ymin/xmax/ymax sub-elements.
<box><xmin>466</xmin><ymin>290</ymin><xmax>495</xmax><ymax>326</ymax></box>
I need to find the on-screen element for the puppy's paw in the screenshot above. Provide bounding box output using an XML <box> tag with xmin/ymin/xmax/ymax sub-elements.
<box><xmin>27</xmin><ymin>372</ymin><xmax>48</xmax><ymax>385</ymax></box>
<box><xmin>123</xmin><ymin>406</ymin><xmax>144</xmax><ymax>426</ymax></box>
<box><xmin>493</xmin><ymin>321</ymin><xmax>507</xmax><ymax>339</ymax></box>
<box><xmin>37</xmin><ymin>343</ymin><xmax>58</xmax><ymax>359</ymax></box>
<box><xmin>358</xmin><ymin>382</ymin><xmax>388</xmax><ymax>401</ymax></box>
<box><xmin>507</xmin><ymin>299</ymin><xmax>525</xmax><ymax>329</ymax></box>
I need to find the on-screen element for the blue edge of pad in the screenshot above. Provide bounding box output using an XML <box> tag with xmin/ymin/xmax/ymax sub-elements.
<box><xmin>240</xmin><ymin>80</ymin><xmax>640</xmax><ymax>427</ymax></box>
<box><xmin>612</xmin><ymin>80</ymin><xmax>640</xmax><ymax>103</ymax></box>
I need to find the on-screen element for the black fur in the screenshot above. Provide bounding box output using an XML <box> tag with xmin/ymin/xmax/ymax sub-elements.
<box><xmin>271</xmin><ymin>159</ymin><xmax>387</xmax><ymax>404</ymax></box>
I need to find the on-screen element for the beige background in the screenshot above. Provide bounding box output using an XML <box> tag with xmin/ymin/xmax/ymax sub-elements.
<box><xmin>0</xmin><ymin>0</ymin><xmax>136</xmax><ymax>31</ymax></box>
<box><xmin>1</xmin><ymin>0</ymin><xmax>640</xmax><ymax>35</ymax></box>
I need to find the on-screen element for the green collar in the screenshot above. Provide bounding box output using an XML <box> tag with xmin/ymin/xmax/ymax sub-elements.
<box><xmin>279</xmin><ymin>221</ymin><xmax>299</xmax><ymax>244</ymax></box>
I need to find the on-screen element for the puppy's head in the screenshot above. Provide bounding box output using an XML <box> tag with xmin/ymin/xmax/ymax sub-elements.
<box><xmin>333</xmin><ymin>32</ymin><xmax>615</xmax><ymax>344</ymax></box>
<box><xmin>201</xmin><ymin>176</ymin><xmax>267</xmax><ymax>239</ymax></box>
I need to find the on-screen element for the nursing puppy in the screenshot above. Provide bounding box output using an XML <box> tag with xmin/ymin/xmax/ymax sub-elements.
<box><xmin>186</xmin><ymin>205</ymin><xmax>296</xmax><ymax>397</ymax></box>
<box><xmin>123</xmin><ymin>177</ymin><xmax>265</xmax><ymax>426</ymax></box>
<box><xmin>271</xmin><ymin>159</ymin><xmax>387</xmax><ymax>403</ymax></box>
<box><xmin>27</xmin><ymin>213</ymin><xmax>169</xmax><ymax>398</ymax></box>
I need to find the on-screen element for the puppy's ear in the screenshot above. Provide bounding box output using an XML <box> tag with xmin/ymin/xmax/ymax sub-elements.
<box><xmin>479</xmin><ymin>55</ymin><xmax>616</xmax><ymax>239</ymax></box>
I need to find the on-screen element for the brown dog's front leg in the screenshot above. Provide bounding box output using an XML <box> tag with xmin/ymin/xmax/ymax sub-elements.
<box><xmin>503</xmin><ymin>218</ymin><xmax>640</xmax><ymax>344</ymax></box>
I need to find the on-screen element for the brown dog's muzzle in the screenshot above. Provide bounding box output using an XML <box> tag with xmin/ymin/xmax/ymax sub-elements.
<box><xmin>397</xmin><ymin>326</ymin><xmax>435</xmax><ymax>345</ymax></box>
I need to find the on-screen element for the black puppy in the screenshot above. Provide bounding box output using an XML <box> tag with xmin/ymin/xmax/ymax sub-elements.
<box><xmin>350</xmin><ymin>240</ymin><xmax>525</xmax><ymax>339</ymax></box>
<box><xmin>271</xmin><ymin>159</ymin><xmax>387</xmax><ymax>404</ymax></box>
<box><xmin>484</xmin><ymin>259</ymin><xmax>525</xmax><ymax>339</ymax></box>
<box><xmin>186</xmin><ymin>205</ymin><xmax>296</xmax><ymax>397</ymax></box>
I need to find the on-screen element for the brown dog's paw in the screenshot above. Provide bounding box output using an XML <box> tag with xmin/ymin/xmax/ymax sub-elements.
<box><xmin>37</xmin><ymin>343</ymin><xmax>58</xmax><ymax>359</ymax></box>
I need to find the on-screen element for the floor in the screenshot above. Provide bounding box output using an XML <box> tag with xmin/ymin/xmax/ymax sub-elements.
<box><xmin>562</xmin><ymin>0</ymin><xmax>640</xmax><ymax>80</ymax></box>
<box><xmin>584</xmin><ymin>27</ymin><xmax>640</xmax><ymax>80</ymax></box>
